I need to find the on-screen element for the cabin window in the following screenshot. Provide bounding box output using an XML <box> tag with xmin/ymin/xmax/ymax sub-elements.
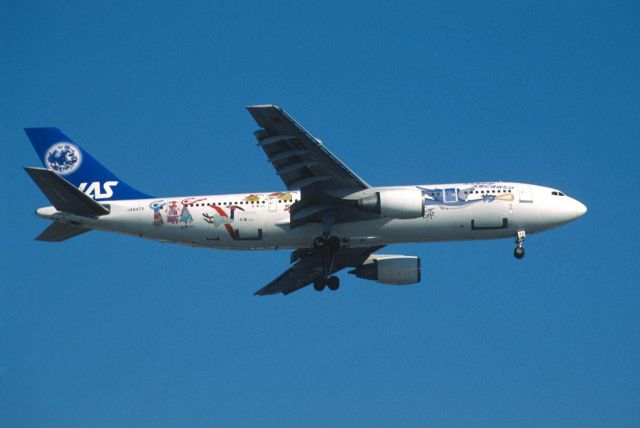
<box><xmin>444</xmin><ymin>188</ymin><xmax>457</xmax><ymax>203</ymax></box>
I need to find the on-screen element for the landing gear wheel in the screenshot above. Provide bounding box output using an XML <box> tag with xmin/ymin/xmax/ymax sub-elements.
<box><xmin>514</xmin><ymin>230</ymin><xmax>526</xmax><ymax>260</ymax></box>
<box><xmin>313</xmin><ymin>279</ymin><xmax>325</xmax><ymax>291</ymax></box>
<box><xmin>327</xmin><ymin>236</ymin><xmax>341</xmax><ymax>250</ymax></box>
<box><xmin>327</xmin><ymin>276</ymin><xmax>340</xmax><ymax>291</ymax></box>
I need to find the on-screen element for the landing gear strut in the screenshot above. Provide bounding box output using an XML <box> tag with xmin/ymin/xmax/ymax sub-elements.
<box><xmin>313</xmin><ymin>235</ymin><xmax>341</xmax><ymax>291</ymax></box>
<box><xmin>313</xmin><ymin>212</ymin><xmax>341</xmax><ymax>291</ymax></box>
<box><xmin>514</xmin><ymin>230</ymin><xmax>526</xmax><ymax>259</ymax></box>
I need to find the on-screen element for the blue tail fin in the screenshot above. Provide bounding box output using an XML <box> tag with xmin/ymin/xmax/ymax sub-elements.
<box><xmin>25</xmin><ymin>127</ymin><xmax>150</xmax><ymax>200</ymax></box>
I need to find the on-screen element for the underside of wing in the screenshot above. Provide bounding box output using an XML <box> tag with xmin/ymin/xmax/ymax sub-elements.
<box><xmin>254</xmin><ymin>245</ymin><xmax>384</xmax><ymax>295</ymax></box>
<box><xmin>254</xmin><ymin>254</ymin><xmax>323</xmax><ymax>295</ymax></box>
<box><xmin>246</xmin><ymin>105</ymin><xmax>375</xmax><ymax>229</ymax></box>
<box><xmin>246</xmin><ymin>105</ymin><xmax>369</xmax><ymax>193</ymax></box>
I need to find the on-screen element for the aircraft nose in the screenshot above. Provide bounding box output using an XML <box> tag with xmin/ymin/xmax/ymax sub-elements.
<box><xmin>569</xmin><ymin>198</ymin><xmax>587</xmax><ymax>219</ymax></box>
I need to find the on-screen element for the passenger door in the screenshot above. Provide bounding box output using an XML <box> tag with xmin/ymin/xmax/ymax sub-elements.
<box><xmin>518</xmin><ymin>186</ymin><xmax>534</xmax><ymax>203</ymax></box>
<box><xmin>268</xmin><ymin>197</ymin><xmax>278</xmax><ymax>212</ymax></box>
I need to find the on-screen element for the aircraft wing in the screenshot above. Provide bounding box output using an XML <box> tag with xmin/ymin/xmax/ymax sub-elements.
<box><xmin>255</xmin><ymin>245</ymin><xmax>383</xmax><ymax>295</ymax></box>
<box><xmin>246</xmin><ymin>105</ymin><xmax>369</xmax><ymax>192</ymax></box>
<box><xmin>246</xmin><ymin>105</ymin><xmax>372</xmax><ymax>228</ymax></box>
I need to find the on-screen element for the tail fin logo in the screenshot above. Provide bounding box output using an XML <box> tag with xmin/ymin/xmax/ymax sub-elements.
<box><xmin>79</xmin><ymin>181</ymin><xmax>118</xmax><ymax>199</ymax></box>
<box><xmin>45</xmin><ymin>143</ymin><xmax>82</xmax><ymax>175</ymax></box>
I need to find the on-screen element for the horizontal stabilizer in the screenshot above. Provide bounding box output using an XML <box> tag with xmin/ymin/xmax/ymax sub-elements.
<box><xmin>36</xmin><ymin>222</ymin><xmax>91</xmax><ymax>242</ymax></box>
<box><xmin>24</xmin><ymin>167</ymin><xmax>110</xmax><ymax>217</ymax></box>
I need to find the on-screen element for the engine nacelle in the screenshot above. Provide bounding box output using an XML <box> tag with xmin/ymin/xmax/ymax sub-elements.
<box><xmin>350</xmin><ymin>255</ymin><xmax>421</xmax><ymax>285</ymax></box>
<box><xmin>357</xmin><ymin>189</ymin><xmax>424</xmax><ymax>219</ymax></box>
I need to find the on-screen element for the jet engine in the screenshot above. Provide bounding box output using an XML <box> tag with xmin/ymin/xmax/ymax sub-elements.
<box><xmin>357</xmin><ymin>189</ymin><xmax>424</xmax><ymax>219</ymax></box>
<box><xmin>349</xmin><ymin>255</ymin><xmax>421</xmax><ymax>285</ymax></box>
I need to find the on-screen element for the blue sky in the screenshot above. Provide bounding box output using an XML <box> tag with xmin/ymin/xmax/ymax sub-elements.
<box><xmin>2</xmin><ymin>1</ymin><xmax>639</xmax><ymax>426</ymax></box>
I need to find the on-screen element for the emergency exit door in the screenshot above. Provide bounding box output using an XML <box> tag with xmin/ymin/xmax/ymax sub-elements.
<box><xmin>518</xmin><ymin>186</ymin><xmax>533</xmax><ymax>203</ymax></box>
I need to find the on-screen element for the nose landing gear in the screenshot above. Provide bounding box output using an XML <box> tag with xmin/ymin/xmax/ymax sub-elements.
<box><xmin>514</xmin><ymin>230</ymin><xmax>526</xmax><ymax>259</ymax></box>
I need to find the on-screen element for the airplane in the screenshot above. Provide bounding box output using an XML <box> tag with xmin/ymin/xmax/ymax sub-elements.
<box><xmin>24</xmin><ymin>105</ymin><xmax>587</xmax><ymax>295</ymax></box>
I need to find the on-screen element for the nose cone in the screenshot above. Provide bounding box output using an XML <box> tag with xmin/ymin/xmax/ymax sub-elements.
<box><xmin>566</xmin><ymin>198</ymin><xmax>587</xmax><ymax>221</ymax></box>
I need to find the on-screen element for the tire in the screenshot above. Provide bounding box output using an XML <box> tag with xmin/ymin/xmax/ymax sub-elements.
<box><xmin>313</xmin><ymin>279</ymin><xmax>325</xmax><ymax>291</ymax></box>
<box><xmin>514</xmin><ymin>247</ymin><xmax>525</xmax><ymax>259</ymax></box>
<box><xmin>327</xmin><ymin>236</ymin><xmax>341</xmax><ymax>250</ymax></box>
<box><xmin>327</xmin><ymin>276</ymin><xmax>340</xmax><ymax>291</ymax></box>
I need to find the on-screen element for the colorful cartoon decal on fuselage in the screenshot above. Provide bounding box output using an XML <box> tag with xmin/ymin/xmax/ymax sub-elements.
<box><xmin>419</xmin><ymin>183</ymin><xmax>514</xmax><ymax>210</ymax></box>
<box><xmin>149</xmin><ymin>201</ymin><xmax>167</xmax><ymax>227</ymax></box>
<box><xmin>179</xmin><ymin>198</ymin><xmax>206</xmax><ymax>226</ymax></box>
<box><xmin>244</xmin><ymin>194</ymin><xmax>261</xmax><ymax>202</ymax></box>
<box><xmin>165</xmin><ymin>201</ymin><xmax>180</xmax><ymax>224</ymax></box>
<box><xmin>202</xmin><ymin>204</ymin><xmax>246</xmax><ymax>240</ymax></box>
<box><xmin>148</xmin><ymin>192</ymin><xmax>296</xmax><ymax>233</ymax></box>
<box><xmin>269</xmin><ymin>192</ymin><xmax>292</xmax><ymax>202</ymax></box>
<box><xmin>202</xmin><ymin>204</ymin><xmax>244</xmax><ymax>226</ymax></box>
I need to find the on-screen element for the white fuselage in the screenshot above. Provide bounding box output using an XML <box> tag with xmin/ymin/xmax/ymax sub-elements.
<box><xmin>36</xmin><ymin>182</ymin><xmax>587</xmax><ymax>250</ymax></box>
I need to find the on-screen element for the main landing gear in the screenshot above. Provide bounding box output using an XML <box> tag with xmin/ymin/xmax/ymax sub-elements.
<box><xmin>514</xmin><ymin>230</ymin><xmax>526</xmax><ymax>259</ymax></box>
<box><xmin>312</xmin><ymin>212</ymin><xmax>343</xmax><ymax>292</ymax></box>
<box><xmin>313</xmin><ymin>275</ymin><xmax>340</xmax><ymax>292</ymax></box>
<box><xmin>313</xmin><ymin>235</ymin><xmax>341</xmax><ymax>292</ymax></box>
